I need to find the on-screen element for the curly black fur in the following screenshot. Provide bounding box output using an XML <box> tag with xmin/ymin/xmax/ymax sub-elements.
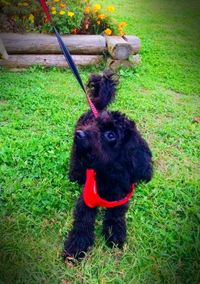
<box><xmin>86</xmin><ymin>69</ymin><xmax>118</xmax><ymax>111</ymax></box>
<box><xmin>64</xmin><ymin>70</ymin><xmax>153</xmax><ymax>260</ymax></box>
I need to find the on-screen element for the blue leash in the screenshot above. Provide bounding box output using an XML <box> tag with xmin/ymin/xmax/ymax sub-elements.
<box><xmin>40</xmin><ymin>0</ymin><xmax>99</xmax><ymax>117</ymax></box>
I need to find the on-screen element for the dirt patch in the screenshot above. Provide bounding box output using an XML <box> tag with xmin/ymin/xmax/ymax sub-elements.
<box><xmin>139</xmin><ymin>86</ymin><xmax>152</xmax><ymax>95</ymax></box>
<box><xmin>167</xmin><ymin>89</ymin><xmax>184</xmax><ymax>98</ymax></box>
<box><xmin>0</xmin><ymin>99</ymin><xmax>8</xmax><ymax>105</ymax></box>
<box><xmin>0</xmin><ymin>14</ymin><xmax>21</xmax><ymax>33</ymax></box>
<box><xmin>0</xmin><ymin>99</ymin><xmax>8</xmax><ymax>106</ymax></box>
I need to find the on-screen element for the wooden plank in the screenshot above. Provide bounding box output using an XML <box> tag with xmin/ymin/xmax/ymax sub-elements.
<box><xmin>106</xmin><ymin>36</ymin><xmax>133</xmax><ymax>60</ymax></box>
<box><xmin>0</xmin><ymin>54</ymin><xmax>103</xmax><ymax>68</ymax></box>
<box><xmin>129</xmin><ymin>54</ymin><xmax>141</xmax><ymax>65</ymax></box>
<box><xmin>0</xmin><ymin>38</ymin><xmax>8</xmax><ymax>59</ymax></box>
<box><xmin>123</xmin><ymin>35</ymin><xmax>141</xmax><ymax>54</ymax></box>
<box><xmin>107</xmin><ymin>54</ymin><xmax>140</xmax><ymax>70</ymax></box>
<box><xmin>0</xmin><ymin>33</ymin><xmax>106</xmax><ymax>55</ymax></box>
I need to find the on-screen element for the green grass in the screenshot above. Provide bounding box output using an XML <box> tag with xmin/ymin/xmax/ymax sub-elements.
<box><xmin>0</xmin><ymin>0</ymin><xmax>200</xmax><ymax>283</ymax></box>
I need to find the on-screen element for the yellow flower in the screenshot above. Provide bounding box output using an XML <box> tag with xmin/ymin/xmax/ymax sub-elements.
<box><xmin>97</xmin><ymin>20</ymin><xmax>101</xmax><ymax>25</ymax></box>
<box><xmin>84</xmin><ymin>6</ymin><xmax>91</xmax><ymax>14</ymax></box>
<box><xmin>107</xmin><ymin>5</ymin><xmax>115</xmax><ymax>12</ymax></box>
<box><xmin>118</xmin><ymin>22</ymin><xmax>127</xmax><ymax>29</ymax></box>
<box><xmin>51</xmin><ymin>7</ymin><xmax>56</xmax><ymax>11</ymax></box>
<box><xmin>93</xmin><ymin>4</ymin><xmax>101</xmax><ymax>13</ymax></box>
<box><xmin>67</xmin><ymin>11</ymin><xmax>75</xmax><ymax>17</ymax></box>
<box><xmin>28</xmin><ymin>14</ymin><xmax>34</xmax><ymax>23</ymax></box>
<box><xmin>59</xmin><ymin>10</ymin><xmax>65</xmax><ymax>15</ymax></box>
<box><xmin>22</xmin><ymin>2</ymin><xmax>28</xmax><ymax>6</ymax></box>
<box><xmin>98</xmin><ymin>14</ymin><xmax>105</xmax><ymax>20</ymax></box>
<box><xmin>54</xmin><ymin>0</ymin><xmax>59</xmax><ymax>2</ymax></box>
<box><xmin>104</xmin><ymin>28</ymin><xmax>112</xmax><ymax>36</ymax></box>
<box><xmin>52</xmin><ymin>10</ymin><xmax>57</xmax><ymax>15</ymax></box>
<box><xmin>60</xmin><ymin>3</ymin><xmax>65</xmax><ymax>8</ymax></box>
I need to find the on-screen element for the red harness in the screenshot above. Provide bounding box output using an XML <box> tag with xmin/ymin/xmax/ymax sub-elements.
<box><xmin>83</xmin><ymin>169</ymin><xmax>135</xmax><ymax>208</ymax></box>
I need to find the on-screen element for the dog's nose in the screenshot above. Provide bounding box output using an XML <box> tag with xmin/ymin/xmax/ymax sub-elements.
<box><xmin>75</xmin><ymin>130</ymin><xmax>86</xmax><ymax>140</ymax></box>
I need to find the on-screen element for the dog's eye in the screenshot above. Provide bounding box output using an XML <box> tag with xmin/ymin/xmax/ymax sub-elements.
<box><xmin>104</xmin><ymin>131</ymin><xmax>117</xmax><ymax>142</ymax></box>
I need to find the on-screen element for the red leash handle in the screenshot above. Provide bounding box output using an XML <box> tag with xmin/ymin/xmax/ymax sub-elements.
<box><xmin>40</xmin><ymin>0</ymin><xmax>53</xmax><ymax>24</ymax></box>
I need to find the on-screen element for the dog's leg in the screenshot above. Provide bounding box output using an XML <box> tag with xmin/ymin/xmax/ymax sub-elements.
<box><xmin>69</xmin><ymin>146</ymin><xmax>86</xmax><ymax>185</ymax></box>
<box><xmin>64</xmin><ymin>196</ymin><xmax>97</xmax><ymax>260</ymax></box>
<box><xmin>103</xmin><ymin>203</ymin><xmax>129</xmax><ymax>248</ymax></box>
<box><xmin>69</xmin><ymin>159</ymin><xmax>86</xmax><ymax>184</ymax></box>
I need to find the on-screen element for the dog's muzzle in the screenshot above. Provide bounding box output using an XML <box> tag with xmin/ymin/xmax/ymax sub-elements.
<box><xmin>75</xmin><ymin>130</ymin><xmax>91</xmax><ymax>150</ymax></box>
<box><xmin>75</xmin><ymin>130</ymin><xmax>86</xmax><ymax>140</ymax></box>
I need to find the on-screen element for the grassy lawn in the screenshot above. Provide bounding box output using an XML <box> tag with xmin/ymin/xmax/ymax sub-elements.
<box><xmin>0</xmin><ymin>0</ymin><xmax>200</xmax><ymax>283</ymax></box>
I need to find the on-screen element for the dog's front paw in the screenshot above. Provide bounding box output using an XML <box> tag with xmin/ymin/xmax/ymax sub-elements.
<box><xmin>103</xmin><ymin>221</ymin><xmax>126</xmax><ymax>248</ymax></box>
<box><xmin>64</xmin><ymin>231</ymin><xmax>94</xmax><ymax>260</ymax></box>
<box><xmin>105</xmin><ymin>233</ymin><xmax>125</xmax><ymax>248</ymax></box>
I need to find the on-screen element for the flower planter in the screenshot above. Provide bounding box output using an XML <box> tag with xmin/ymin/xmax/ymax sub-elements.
<box><xmin>0</xmin><ymin>33</ymin><xmax>141</xmax><ymax>70</ymax></box>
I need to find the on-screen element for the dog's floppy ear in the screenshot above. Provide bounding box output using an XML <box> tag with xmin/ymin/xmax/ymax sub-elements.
<box><xmin>125</xmin><ymin>128</ymin><xmax>153</xmax><ymax>184</ymax></box>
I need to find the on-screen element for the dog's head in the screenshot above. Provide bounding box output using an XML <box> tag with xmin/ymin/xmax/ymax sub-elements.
<box><xmin>74</xmin><ymin>111</ymin><xmax>153</xmax><ymax>184</ymax></box>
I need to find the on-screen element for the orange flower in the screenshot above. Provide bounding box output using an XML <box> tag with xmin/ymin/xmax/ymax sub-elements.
<box><xmin>84</xmin><ymin>6</ymin><xmax>91</xmax><ymax>14</ymax></box>
<box><xmin>60</xmin><ymin>3</ymin><xmax>65</xmax><ymax>8</ymax></box>
<box><xmin>118</xmin><ymin>22</ymin><xmax>127</xmax><ymax>29</ymax></box>
<box><xmin>43</xmin><ymin>16</ymin><xmax>48</xmax><ymax>23</ymax></box>
<box><xmin>72</xmin><ymin>28</ymin><xmax>78</xmax><ymax>34</ymax></box>
<box><xmin>104</xmin><ymin>28</ymin><xmax>112</xmax><ymax>36</ymax></box>
<box><xmin>97</xmin><ymin>20</ymin><xmax>101</xmax><ymax>25</ymax></box>
<box><xmin>98</xmin><ymin>14</ymin><xmax>105</xmax><ymax>20</ymax></box>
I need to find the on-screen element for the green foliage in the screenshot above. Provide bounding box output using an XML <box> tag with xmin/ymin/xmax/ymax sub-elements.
<box><xmin>0</xmin><ymin>0</ymin><xmax>40</xmax><ymax>16</ymax></box>
<box><xmin>0</xmin><ymin>0</ymin><xmax>123</xmax><ymax>35</ymax></box>
<box><xmin>81</xmin><ymin>3</ymin><xmax>123</xmax><ymax>35</ymax></box>
<box><xmin>0</xmin><ymin>0</ymin><xmax>42</xmax><ymax>31</ymax></box>
<box><xmin>0</xmin><ymin>0</ymin><xmax>200</xmax><ymax>283</ymax></box>
<box><xmin>42</xmin><ymin>0</ymin><xmax>84</xmax><ymax>34</ymax></box>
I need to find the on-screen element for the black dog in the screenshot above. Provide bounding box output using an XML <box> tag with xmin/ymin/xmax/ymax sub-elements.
<box><xmin>64</xmin><ymin>70</ymin><xmax>153</xmax><ymax>260</ymax></box>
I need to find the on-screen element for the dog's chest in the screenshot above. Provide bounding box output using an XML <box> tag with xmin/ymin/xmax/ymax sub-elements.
<box><xmin>95</xmin><ymin>172</ymin><xmax>132</xmax><ymax>202</ymax></box>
